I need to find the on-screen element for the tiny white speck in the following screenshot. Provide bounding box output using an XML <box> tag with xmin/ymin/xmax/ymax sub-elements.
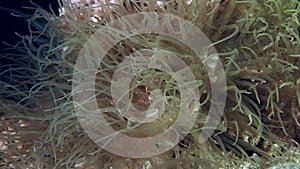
<box><xmin>63</xmin><ymin>47</ymin><xmax>68</xmax><ymax>52</ymax></box>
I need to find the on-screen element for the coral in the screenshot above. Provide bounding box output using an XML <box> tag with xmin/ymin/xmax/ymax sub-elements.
<box><xmin>0</xmin><ymin>0</ymin><xmax>299</xmax><ymax>168</ymax></box>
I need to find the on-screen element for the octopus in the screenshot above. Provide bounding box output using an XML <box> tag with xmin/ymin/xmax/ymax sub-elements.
<box><xmin>132</xmin><ymin>85</ymin><xmax>152</xmax><ymax>112</ymax></box>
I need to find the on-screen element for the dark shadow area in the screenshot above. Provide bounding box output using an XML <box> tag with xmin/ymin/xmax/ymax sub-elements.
<box><xmin>0</xmin><ymin>1</ymin><xmax>60</xmax><ymax>99</ymax></box>
<box><xmin>0</xmin><ymin>0</ymin><xmax>59</xmax><ymax>54</ymax></box>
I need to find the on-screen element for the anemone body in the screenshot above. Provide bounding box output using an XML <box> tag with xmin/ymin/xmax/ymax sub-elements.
<box><xmin>0</xmin><ymin>0</ymin><xmax>300</xmax><ymax>168</ymax></box>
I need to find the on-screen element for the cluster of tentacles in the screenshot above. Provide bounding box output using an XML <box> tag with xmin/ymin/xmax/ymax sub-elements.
<box><xmin>0</xmin><ymin>0</ymin><xmax>299</xmax><ymax>168</ymax></box>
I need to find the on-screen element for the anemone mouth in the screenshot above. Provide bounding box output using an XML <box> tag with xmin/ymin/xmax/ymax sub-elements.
<box><xmin>0</xmin><ymin>0</ymin><xmax>300</xmax><ymax>168</ymax></box>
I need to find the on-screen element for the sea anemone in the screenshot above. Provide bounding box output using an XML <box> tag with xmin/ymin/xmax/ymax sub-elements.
<box><xmin>0</xmin><ymin>0</ymin><xmax>299</xmax><ymax>168</ymax></box>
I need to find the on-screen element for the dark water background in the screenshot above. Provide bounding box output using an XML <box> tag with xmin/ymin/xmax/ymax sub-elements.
<box><xmin>0</xmin><ymin>0</ymin><xmax>59</xmax><ymax>54</ymax></box>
